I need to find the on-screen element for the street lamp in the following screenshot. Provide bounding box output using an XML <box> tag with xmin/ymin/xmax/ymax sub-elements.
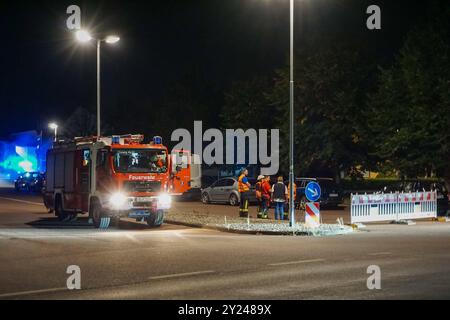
<box><xmin>48</xmin><ymin>123</ymin><xmax>58</xmax><ymax>142</ymax></box>
<box><xmin>105</xmin><ymin>35</ymin><xmax>120</xmax><ymax>44</ymax></box>
<box><xmin>75</xmin><ymin>29</ymin><xmax>120</xmax><ymax>137</ymax></box>
<box><xmin>75</xmin><ymin>30</ymin><xmax>92</xmax><ymax>42</ymax></box>
<box><xmin>288</xmin><ymin>0</ymin><xmax>295</xmax><ymax>227</ymax></box>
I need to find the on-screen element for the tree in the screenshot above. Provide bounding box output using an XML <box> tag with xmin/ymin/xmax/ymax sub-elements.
<box><xmin>220</xmin><ymin>76</ymin><xmax>274</xmax><ymax>130</ymax></box>
<box><xmin>367</xmin><ymin>9</ymin><xmax>450</xmax><ymax>187</ymax></box>
<box><xmin>62</xmin><ymin>107</ymin><xmax>97</xmax><ymax>138</ymax></box>
<box><xmin>220</xmin><ymin>42</ymin><xmax>375</xmax><ymax>179</ymax></box>
<box><xmin>268</xmin><ymin>42</ymin><xmax>375</xmax><ymax>179</ymax></box>
<box><xmin>63</xmin><ymin>107</ymin><xmax>113</xmax><ymax>138</ymax></box>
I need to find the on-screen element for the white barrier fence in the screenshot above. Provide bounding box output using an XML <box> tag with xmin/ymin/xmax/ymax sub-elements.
<box><xmin>351</xmin><ymin>191</ymin><xmax>437</xmax><ymax>223</ymax></box>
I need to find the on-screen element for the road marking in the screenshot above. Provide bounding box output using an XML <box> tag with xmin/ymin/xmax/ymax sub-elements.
<box><xmin>173</xmin><ymin>231</ymin><xmax>188</xmax><ymax>240</ymax></box>
<box><xmin>125</xmin><ymin>233</ymin><xmax>141</xmax><ymax>244</ymax></box>
<box><xmin>368</xmin><ymin>252</ymin><xmax>392</xmax><ymax>256</ymax></box>
<box><xmin>0</xmin><ymin>196</ymin><xmax>44</xmax><ymax>206</ymax></box>
<box><xmin>268</xmin><ymin>258</ymin><xmax>325</xmax><ymax>266</ymax></box>
<box><xmin>148</xmin><ymin>270</ymin><xmax>215</xmax><ymax>280</ymax></box>
<box><xmin>0</xmin><ymin>287</ymin><xmax>68</xmax><ymax>299</ymax></box>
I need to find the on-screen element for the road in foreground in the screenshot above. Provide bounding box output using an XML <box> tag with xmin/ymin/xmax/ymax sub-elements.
<box><xmin>0</xmin><ymin>187</ymin><xmax>450</xmax><ymax>299</ymax></box>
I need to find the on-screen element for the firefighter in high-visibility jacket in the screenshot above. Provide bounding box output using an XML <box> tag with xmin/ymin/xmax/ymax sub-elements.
<box><xmin>238</xmin><ymin>169</ymin><xmax>251</xmax><ymax>217</ymax></box>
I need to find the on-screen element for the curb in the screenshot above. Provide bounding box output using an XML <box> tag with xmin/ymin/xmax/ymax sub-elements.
<box><xmin>390</xmin><ymin>219</ymin><xmax>416</xmax><ymax>225</ymax></box>
<box><xmin>350</xmin><ymin>222</ymin><xmax>367</xmax><ymax>229</ymax></box>
<box><xmin>165</xmin><ymin>219</ymin><xmax>290</xmax><ymax>235</ymax></box>
<box><xmin>165</xmin><ymin>219</ymin><xmax>351</xmax><ymax>236</ymax></box>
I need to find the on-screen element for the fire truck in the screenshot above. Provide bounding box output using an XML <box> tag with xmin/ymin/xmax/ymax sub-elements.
<box><xmin>43</xmin><ymin>134</ymin><xmax>190</xmax><ymax>229</ymax></box>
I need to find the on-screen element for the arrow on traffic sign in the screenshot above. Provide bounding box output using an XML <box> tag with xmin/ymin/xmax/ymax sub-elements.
<box><xmin>307</xmin><ymin>187</ymin><xmax>319</xmax><ymax>197</ymax></box>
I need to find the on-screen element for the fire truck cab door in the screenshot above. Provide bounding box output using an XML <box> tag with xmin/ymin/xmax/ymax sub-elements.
<box><xmin>95</xmin><ymin>149</ymin><xmax>111</xmax><ymax>193</ymax></box>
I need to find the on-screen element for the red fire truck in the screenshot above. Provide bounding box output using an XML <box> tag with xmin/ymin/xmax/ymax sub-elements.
<box><xmin>43</xmin><ymin>134</ymin><xmax>187</xmax><ymax>229</ymax></box>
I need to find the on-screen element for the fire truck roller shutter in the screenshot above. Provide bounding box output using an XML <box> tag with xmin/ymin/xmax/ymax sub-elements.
<box><xmin>54</xmin><ymin>153</ymin><xmax>65</xmax><ymax>189</ymax></box>
<box><xmin>64</xmin><ymin>152</ymin><xmax>75</xmax><ymax>192</ymax></box>
<box><xmin>46</xmin><ymin>153</ymin><xmax>55</xmax><ymax>192</ymax></box>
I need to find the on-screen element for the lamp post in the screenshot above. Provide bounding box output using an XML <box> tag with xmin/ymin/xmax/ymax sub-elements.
<box><xmin>75</xmin><ymin>30</ymin><xmax>120</xmax><ymax>137</ymax></box>
<box><xmin>48</xmin><ymin>123</ymin><xmax>58</xmax><ymax>142</ymax></box>
<box><xmin>288</xmin><ymin>0</ymin><xmax>295</xmax><ymax>227</ymax></box>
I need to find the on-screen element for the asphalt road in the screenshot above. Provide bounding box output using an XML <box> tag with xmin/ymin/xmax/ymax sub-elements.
<box><xmin>1</xmin><ymin>187</ymin><xmax>450</xmax><ymax>300</ymax></box>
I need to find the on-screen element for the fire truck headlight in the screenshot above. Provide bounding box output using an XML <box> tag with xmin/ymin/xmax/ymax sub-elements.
<box><xmin>110</xmin><ymin>192</ymin><xmax>127</xmax><ymax>209</ymax></box>
<box><xmin>158</xmin><ymin>193</ymin><xmax>172</xmax><ymax>208</ymax></box>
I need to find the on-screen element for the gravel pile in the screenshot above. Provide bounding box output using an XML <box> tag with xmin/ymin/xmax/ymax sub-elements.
<box><xmin>165</xmin><ymin>211</ymin><xmax>353</xmax><ymax>236</ymax></box>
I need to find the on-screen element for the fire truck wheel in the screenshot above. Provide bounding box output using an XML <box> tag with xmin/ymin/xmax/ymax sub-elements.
<box><xmin>90</xmin><ymin>203</ymin><xmax>110</xmax><ymax>229</ymax></box>
<box><xmin>146</xmin><ymin>210</ymin><xmax>164</xmax><ymax>227</ymax></box>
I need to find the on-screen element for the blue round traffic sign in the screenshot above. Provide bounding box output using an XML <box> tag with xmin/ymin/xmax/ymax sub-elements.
<box><xmin>305</xmin><ymin>181</ymin><xmax>321</xmax><ymax>202</ymax></box>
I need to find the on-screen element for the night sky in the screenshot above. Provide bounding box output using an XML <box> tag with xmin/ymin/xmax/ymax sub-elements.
<box><xmin>0</xmin><ymin>0</ymin><xmax>430</xmax><ymax>139</ymax></box>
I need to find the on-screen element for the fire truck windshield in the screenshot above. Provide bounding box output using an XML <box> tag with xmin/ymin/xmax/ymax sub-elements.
<box><xmin>112</xmin><ymin>149</ymin><xmax>167</xmax><ymax>173</ymax></box>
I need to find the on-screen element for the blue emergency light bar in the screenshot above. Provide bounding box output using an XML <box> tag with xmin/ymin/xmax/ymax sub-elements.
<box><xmin>112</xmin><ymin>136</ymin><xmax>120</xmax><ymax>144</ymax></box>
<box><xmin>153</xmin><ymin>136</ymin><xmax>162</xmax><ymax>145</ymax></box>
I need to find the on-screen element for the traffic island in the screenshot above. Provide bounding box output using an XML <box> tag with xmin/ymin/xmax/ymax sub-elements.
<box><xmin>219</xmin><ymin>222</ymin><xmax>354</xmax><ymax>236</ymax></box>
<box><xmin>165</xmin><ymin>211</ymin><xmax>354</xmax><ymax>236</ymax></box>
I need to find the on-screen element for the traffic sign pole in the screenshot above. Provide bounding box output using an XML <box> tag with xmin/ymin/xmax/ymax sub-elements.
<box><xmin>288</xmin><ymin>0</ymin><xmax>295</xmax><ymax>228</ymax></box>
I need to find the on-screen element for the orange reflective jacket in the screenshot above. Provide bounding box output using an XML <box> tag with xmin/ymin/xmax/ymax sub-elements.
<box><xmin>255</xmin><ymin>181</ymin><xmax>263</xmax><ymax>199</ymax></box>
<box><xmin>288</xmin><ymin>183</ymin><xmax>297</xmax><ymax>200</ymax></box>
<box><xmin>238</xmin><ymin>174</ymin><xmax>250</xmax><ymax>193</ymax></box>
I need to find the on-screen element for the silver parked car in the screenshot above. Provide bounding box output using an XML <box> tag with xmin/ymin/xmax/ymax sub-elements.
<box><xmin>201</xmin><ymin>177</ymin><xmax>257</xmax><ymax>206</ymax></box>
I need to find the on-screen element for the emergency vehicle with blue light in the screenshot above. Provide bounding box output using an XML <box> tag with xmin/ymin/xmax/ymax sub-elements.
<box><xmin>43</xmin><ymin>134</ymin><xmax>195</xmax><ymax>229</ymax></box>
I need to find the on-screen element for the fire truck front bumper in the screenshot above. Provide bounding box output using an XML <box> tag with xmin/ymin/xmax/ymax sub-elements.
<box><xmin>105</xmin><ymin>193</ymin><xmax>172</xmax><ymax>218</ymax></box>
